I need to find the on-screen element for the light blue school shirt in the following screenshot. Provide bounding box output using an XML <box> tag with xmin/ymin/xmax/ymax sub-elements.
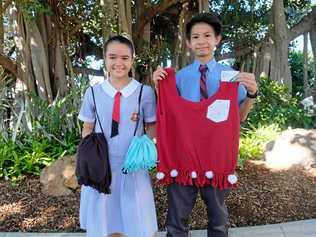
<box><xmin>176</xmin><ymin>59</ymin><xmax>247</xmax><ymax>104</ymax></box>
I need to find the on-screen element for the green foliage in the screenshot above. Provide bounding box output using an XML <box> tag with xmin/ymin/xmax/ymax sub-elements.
<box><xmin>0</xmin><ymin>137</ymin><xmax>77</xmax><ymax>182</ymax></box>
<box><xmin>238</xmin><ymin>124</ymin><xmax>280</xmax><ymax>167</ymax></box>
<box><xmin>246</xmin><ymin>76</ymin><xmax>315</xmax><ymax>129</ymax></box>
<box><xmin>238</xmin><ymin>75</ymin><xmax>316</xmax><ymax>166</ymax></box>
<box><xmin>288</xmin><ymin>50</ymin><xmax>316</xmax><ymax>98</ymax></box>
<box><xmin>0</xmin><ymin>75</ymin><xmax>87</xmax><ymax>181</ymax></box>
<box><xmin>18</xmin><ymin>0</ymin><xmax>52</xmax><ymax>20</ymax></box>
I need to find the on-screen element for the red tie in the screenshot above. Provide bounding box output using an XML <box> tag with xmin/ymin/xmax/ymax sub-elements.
<box><xmin>199</xmin><ymin>64</ymin><xmax>208</xmax><ymax>100</ymax></box>
<box><xmin>111</xmin><ymin>92</ymin><xmax>121</xmax><ymax>137</ymax></box>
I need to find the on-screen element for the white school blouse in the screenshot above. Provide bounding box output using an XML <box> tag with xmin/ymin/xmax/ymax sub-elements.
<box><xmin>78</xmin><ymin>78</ymin><xmax>158</xmax><ymax>237</ymax></box>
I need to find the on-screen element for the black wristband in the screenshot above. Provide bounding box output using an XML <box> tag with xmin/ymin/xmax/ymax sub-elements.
<box><xmin>246</xmin><ymin>90</ymin><xmax>258</xmax><ymax>99</ymax></box>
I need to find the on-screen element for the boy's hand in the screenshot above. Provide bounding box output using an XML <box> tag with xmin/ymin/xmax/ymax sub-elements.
<box><xmin>152</xmin><ymin>66</ymin><xmax>168</xmax><ymax>87</ymax></box>
<box><xmin>236</xmin><ymin>72</ymin><xmax>258</xmax><ymax>96</ymax></box>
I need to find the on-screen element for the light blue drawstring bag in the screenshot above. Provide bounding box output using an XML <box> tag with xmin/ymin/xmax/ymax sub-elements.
<box><xmin>122</xmin><ymin>85</ymin><xmax>157</xmax><ymax>173</ymax></box>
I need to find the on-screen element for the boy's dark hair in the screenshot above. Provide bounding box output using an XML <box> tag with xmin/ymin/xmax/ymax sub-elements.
<box><xmin>186</xmin><ymin>12</ymin><xmax>222</xmax><ymax>40</ymax></box>
<box><xmin>104</xmin><ymin>35</ymin><xmax>135</xmax><ymax>57</ymax></box>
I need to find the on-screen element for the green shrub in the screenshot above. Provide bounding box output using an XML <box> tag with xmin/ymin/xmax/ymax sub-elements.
<box><xmin>0</xmin><ymin>135</ymin><xmax>79</xmax><ymax>182</ymax></box>
<box><xmin>246</xmin><ymin>76</ymin><xmax>315</xmax><ymax>129</ymax></box>
<box><xmin>0</xmin><ymin>75</ymin><xmax>86</xmax><ymax>181</ymax></box>
<box><xmin>238</xmin><ymin>124</ymin><xmax>280</xmax><ymax>167</ymax></box>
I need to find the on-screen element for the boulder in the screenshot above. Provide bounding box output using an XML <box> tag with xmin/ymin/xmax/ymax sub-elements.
<box><xmin>40</xmin><ymin>155</ymin><xmax>79</xmax><ymax>196</ymax></box>
<box><xmin>263</xmin><ymin>128</ymin><xmax>316</xmax><ymax>173</ymax></box>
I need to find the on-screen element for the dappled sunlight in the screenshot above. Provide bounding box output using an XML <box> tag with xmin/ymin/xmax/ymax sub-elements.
<box><xmin>20</xmin><ymin>206</ymin><xmax>59</xmax><ymax>229</ymax></box>
<box><xmin>0</xmin><ymin>201</ymin><xmax>24</xmax><ymax>219</ymax></box>
<box><xmin>264</xmin><ymin>129</ymin><xmax>316</xmax><ymax>173</ymax></box>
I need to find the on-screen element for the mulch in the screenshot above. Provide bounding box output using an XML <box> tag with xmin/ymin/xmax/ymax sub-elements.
<box><xmin>1</xmin><ymin>161</ymin><xmax>316</xmax><ymax>232</ymax></box>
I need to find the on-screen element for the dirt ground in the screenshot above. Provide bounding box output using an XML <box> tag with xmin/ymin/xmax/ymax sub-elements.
<box><xmin>1</xmin><ymin>161</ymin><xmax>316</xmax><ymax>232</ymax></box>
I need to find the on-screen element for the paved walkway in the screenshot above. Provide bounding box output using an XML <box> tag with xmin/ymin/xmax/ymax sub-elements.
<box><xmin>0</xmin><ymin>219</ymin><xmax>315</xmax><ymax>237</ymax></box>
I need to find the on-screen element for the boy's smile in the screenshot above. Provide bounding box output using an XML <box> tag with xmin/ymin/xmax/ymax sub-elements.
<box><xmin>186</xmin><ymin>23</ymin><xmax>221</xmax><ymax>63</ymax></box>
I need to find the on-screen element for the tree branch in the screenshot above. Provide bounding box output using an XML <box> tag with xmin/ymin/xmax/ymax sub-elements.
<box><xmin>288</xmin><ymin>7</ymin><xmax>316</xmax><ymax>42</ymax></box>
<box><xmin>136</xmin><ymin>0</ymin><xmax>190</xmax><ymax>34</ymax></box>
<box><xmin>218</xmin><ymin>8</ymin><xmax>316</xmax><ymax>60</ymax></box>
<box><xmin>0</xmin><ymin>53</ymin><xmax>17</xmax><ymax>77</ymax></box>
<box><xmin>73</xmin><ymin>66</ymin><xmax>103</xmax><ymax>76</ymax></box>
<box><xmin>217</xmin><ymin>47</ymin><xmax>255</xmax><ymax>61</ymax></box>
<box><xmin>0</xmin><ymin>0</ymin><xmax>13</xmax><ymax>16</ymax></box>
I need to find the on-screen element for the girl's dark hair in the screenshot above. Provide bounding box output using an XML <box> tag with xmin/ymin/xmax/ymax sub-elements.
<box><xmin>186</xmin><ymin>12</ymin><xmax>222</xmax><ymax>40</ymax></box>
<box><xmin>104</xmin><ymin>35</ymin><xmax>135</xmax><ymax>57</ymax></box>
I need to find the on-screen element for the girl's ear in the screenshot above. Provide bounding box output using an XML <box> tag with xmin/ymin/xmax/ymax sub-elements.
<box><xmin>186</xmin><ymin>39</ymin><xmax>192</xmax><ymax>49</ymax></box>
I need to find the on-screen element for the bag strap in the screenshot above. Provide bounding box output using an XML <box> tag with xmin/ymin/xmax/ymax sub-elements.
<box><xmin>133</xmin><ymin>84</ymin><xmax>144</xmax><ymax>136</ymax></box>
<box><xmin>90</xmin><ymin>86</ymin><xmax>105</xmax><ymax>135</ymax></box>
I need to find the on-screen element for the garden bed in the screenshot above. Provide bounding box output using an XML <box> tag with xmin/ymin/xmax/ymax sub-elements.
<box><xmin>1</xmin><ymin>161</ymin><xmax>315</xmax><ymax>232</ymax></box>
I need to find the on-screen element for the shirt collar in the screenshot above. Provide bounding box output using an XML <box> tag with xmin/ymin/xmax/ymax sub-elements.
<box><xmin>101</xmin><ymin>78</ymin><xmax>140</xmax><ymax>98</ymax></box>
<box><xmin>193</xmin><ymin>58</ymin><xmax>217</xmax><ymax>72</ymax></box>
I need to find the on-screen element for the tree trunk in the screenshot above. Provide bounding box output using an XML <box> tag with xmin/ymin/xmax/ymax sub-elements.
<box><xmin>12</xmin><ymin>7</ymin><xmax>36</xmax><ymax>94</ymax></box>
<box><xmin>199</xmin><ymin>0</ymin><xmax>209</xmax><ymax>12</ymax></box>
<box><xmin>99</xmin><ymin>0</ymin><xmax>116</xmax><ymax>70</ymax></box>
<box><xmin>0</xmin><ymin>0</ymin><xmax>3</xmax><ymax>53</ymax></box>
<box><xmin>303</xmin><ymin>32</ymin><xmax>309</xmax><ymax>97</ymax></box>
<box><xmin>310</xmin><ymin>27</ymin><xmax>316</xmax><ymax>76</ymax></box>
<box><xmin>253</xmin><ymin>0</ymin><xmax>292</xmax><ymax>92</ymax></box>
<box><xmin>118</xmin><ymin>0</ymin><xmax>132</xmax><ymax>36</ymax></box>
<box><xmin>175</xmin><ymin>2</ymin><xmax>194</xmax><ymax>69</ymax></box>
<box><xmin>12</xmin><ymin>5</ymin><xmax>69</xmax><ymax>102</ymax></box>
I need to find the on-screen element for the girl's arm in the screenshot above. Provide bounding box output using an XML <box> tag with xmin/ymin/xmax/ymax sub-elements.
<box><xmin>145</xmin><ymin>122</ymin><xmax>156</xmax><ymax>140</ymax></box>
<box><xmin>82</xmin><ymin>122</ymin><xmax>94</xmax><ymax>138</ymax></box>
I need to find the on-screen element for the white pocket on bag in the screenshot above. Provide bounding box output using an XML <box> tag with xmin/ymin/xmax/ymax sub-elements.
<box><xmin>206</xmin><ymin>99</ymin><xmax>230</xmax><ymax>123</ymax></box>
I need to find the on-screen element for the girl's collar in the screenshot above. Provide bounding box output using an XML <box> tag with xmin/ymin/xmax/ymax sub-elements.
<box><xmin>101</xmin><ymin>78</ymin><xmax>140</xmax><ymax>98</ymax></box>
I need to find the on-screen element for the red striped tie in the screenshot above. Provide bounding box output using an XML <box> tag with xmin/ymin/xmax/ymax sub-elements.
<box><xmin>111</xmin><ymin>92</ymin><xmax>121</xmax><ymax>137</ymax></box>
<box><xmin>199</xmin><ymin>64</ymin><xmax>208</xmax><ymax>100</ymax></box>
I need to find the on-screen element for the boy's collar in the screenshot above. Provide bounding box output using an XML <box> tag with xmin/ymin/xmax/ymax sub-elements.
<box><xmin>193</xmin><ymin>58</ymin><xmax>217</xmax><ymax>72</ymax></box>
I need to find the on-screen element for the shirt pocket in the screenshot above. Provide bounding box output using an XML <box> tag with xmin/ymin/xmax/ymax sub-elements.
<box><xmin>206</xmin><ymin>99</ymin><xmax>230</xmax><ymax>123</ymax></box>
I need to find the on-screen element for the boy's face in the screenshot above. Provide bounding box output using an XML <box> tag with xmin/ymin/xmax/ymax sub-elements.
<box><xmin>186</xmin><ymin>23</ymin><xmax>221</xmax><ymax>62</ymax></box>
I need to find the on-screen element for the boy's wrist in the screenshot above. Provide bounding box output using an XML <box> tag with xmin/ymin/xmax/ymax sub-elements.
<box><xmin>246</xmin><ymin>90</ymin><xmax>258</xmax><ymax>99</ymax></box>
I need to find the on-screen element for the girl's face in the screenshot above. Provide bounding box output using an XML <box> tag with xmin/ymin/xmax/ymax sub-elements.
<box><xmin>105</xmin><ymin>42</ymin><xmax>133</xmax><ymax>80</ymax></box>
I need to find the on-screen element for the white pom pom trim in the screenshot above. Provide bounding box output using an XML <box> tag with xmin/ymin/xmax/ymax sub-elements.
<box><xmin>156</xmin><ymin>172</ymin><xmax>165</xmax><ymax>180</ymax></box>
<box><xmin>228</xmin><ymin>174</ymin><xmax>238</xmax><ymax>184</ymax></box>
<box><xmin>205</xmin><ymin>171</ymin><xmax>214</xmax><ymax>179</ymax></box>
<box><xmin>191</xmin><ymin>171</ymin><xmax>197</xmax><ymax>179</ymax></box>
<box><xmin>170</xmin><ymin>169</ymin><xmax>178</xmax><ymax>177</ymax></box>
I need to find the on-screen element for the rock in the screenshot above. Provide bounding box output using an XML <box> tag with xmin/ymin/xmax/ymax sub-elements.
<box><xmin>263</xmin><ymin>128</ymin><xmax>316</xmax><ymax>173</ymax></box>
<box><xmin>40</xmin><ymin>155</ymin><xmax>79</xmax><ymax>196</ymax></box>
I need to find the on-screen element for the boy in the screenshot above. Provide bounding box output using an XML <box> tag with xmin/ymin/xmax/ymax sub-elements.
<box><xmin>153</xmin><ymin>13</ymin><xmax>258</xmax><ymax>237</ymax></box>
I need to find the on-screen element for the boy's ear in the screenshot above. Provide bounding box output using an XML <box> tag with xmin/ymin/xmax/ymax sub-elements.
<box><xmin>215</xmin><ymin>35</ymin><xmax>222</xmax><ymax>46</ymax></box>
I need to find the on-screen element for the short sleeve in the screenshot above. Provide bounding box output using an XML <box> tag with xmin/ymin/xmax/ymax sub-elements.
<box><xmin>78</xmin><ymin>87</ymin><xmax>95</xmax><ymax>123</ymax></box>
<box><xmin>238</xmin><ymin>84</ymin><xmax>247</xmax><ymax>105</ymax></box>
<box><xmin>142</xmin><ymin>85</ymin><xmax>156</xmax><ymax>123</ymax></box>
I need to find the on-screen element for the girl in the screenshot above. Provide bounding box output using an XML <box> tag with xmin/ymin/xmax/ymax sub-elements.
<box><xmin>78</xmin><ymin>35</ymin><xmax>158</xmax><ymax>237</ymax></box>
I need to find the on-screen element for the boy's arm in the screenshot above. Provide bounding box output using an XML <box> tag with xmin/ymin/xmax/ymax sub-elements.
<box><xmin>239</xmin><ymin>98</ymin><xmax>256</xmax><ymax>122</ymax></box>
<box><xmin>236</xmin><ymin>72</ymin><xmax>258</xmax><ymax>122</ymax></box>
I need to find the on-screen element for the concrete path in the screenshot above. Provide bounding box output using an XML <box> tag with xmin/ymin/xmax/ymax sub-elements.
<box><xmin>0</xmin><ymin>219</ymin><xmax>315</xmax><ymax>237</ymax></box>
